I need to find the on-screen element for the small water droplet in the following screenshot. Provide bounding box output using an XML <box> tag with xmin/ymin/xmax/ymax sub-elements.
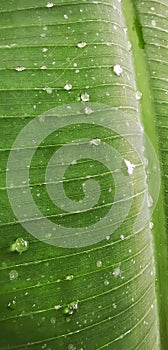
<box><xmin>66</xmin><ymin>275</ymin><xmax>74</xmax><ymax>281</ymax></box>
<box><xmin>46</xmin><ymin>2</ymin><xmax>54</xmax><ymax>7</ymax></box>
<box><xmin>151</xmin><ymin>20</ymin><xmax>156</xmax><ymax>26</ymax></box>
<box><xmin>43</xmin><ymin>87</ymin><xmax>53</xmax><ymax>94</ymax></box>
<box><xmin>54</xmin><ymin>304</ymin><xmax>61</xmax><ymax>310</ymax></box>
<box><xmin>84</xmin><ymin>106</ymin><xmax>93</xmax><ymax>115</ymax></box>
<box><xmin>113</xmin><ymin>64</ymin><xmax>123</xmax><ymax>76</ymax></box>
<box><xmin>147</xmin><ymin>194</ymin><xmax>153</xmax><ymax>208</ymax></box>
<box><xmin>64</xmin><ymin>83</ymin><xmax>72</xmax><ymax>91</ymax></box>
<box><xmin>50</xmin><ymin>317</ymin><xmax>56</xmax><ymax>324</ymax></box>
<box><xmin>9</xmin><ymin>270</ymin><xmax>18</xmax><ymax>280</ymax></box>
<box><xmin>42</xmin><ymin>47</ymin><xmax>48</xmax><ymax>53</ymax></box>
<box><xmin>113</xmin><ymin>266</ymin><xmax>121</xmax><ymax>277</ymax></box>
<box><xmin>68</xmin><ymin>344</ymin><xmax>76</xmax><ymax>350</ymax></box>
<box><xmin>149</xmin><ymin>221</ymin><xmax>154</xmax><ymax>229</ymax></box>
<box><xmin>80</xmin><ymin>92</ymin><xmax>90</xmax><ymax>102</ymax></box>
<box><xmin>77</xmin><ymin>41</ymin><xmax>87</xmax><ymax>48</ymax></box>
<box><xmin>64</xmin><ymin>14</ymin><xmax>68</xmax><ymax>19</ymax></box>
<box><xmin>8</xmin><ymin>300</ymin><xmax>16</xmax><ymax>310</ymax></box>
<box><xmin>104</xmin><ymin>279</ymin><xmax>109</xmax><ymax>286</ymax></box>
<box><xmin>96</xmin><ymin>260</ymin><xmax>102</xmax><ymax>268</ymax></box>
<box><xmin>124</xmin><ymin>159</ymin><xmax>135</xmax><ymax>175</ymax></box>
<box><xmin>15</xmin><ymin>66</ymin><xmax>26</xmax><ymax>72</ymax></box>
<box><xmin>120</xmin><ymin>234</ymin><xmax>125</xmax><ymax>240</ymax></box>
<box><xmin>136</xmin><ymin>90</ymin><xmax>143</xmax><ymax>100</ymax></box>
<box><xmin>90</xmin><ymin>138</ymin><xmax>101</xmax><ymax>146</ymax></box>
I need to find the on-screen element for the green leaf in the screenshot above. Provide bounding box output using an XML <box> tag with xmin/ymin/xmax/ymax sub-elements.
<box><xmin>0</xmin><ymin>1</ymin><xmax>167</xmax><ymax>349</ymax></box>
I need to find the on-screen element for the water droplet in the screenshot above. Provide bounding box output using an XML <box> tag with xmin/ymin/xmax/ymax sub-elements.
<box><xmin>46</xmin><ymin>2</ymin><xmax>54</xmax><ymax>7</ymax></box>
<box><xmin>151</xmin><ymin>20</ymin><xmax>156</xmax><ymax>26</ymax></box>
<box><xmin>80</xmin><ymin>92</ymin><xmax>90</xmax><ymax>102</ymax></box>
<box><xmin>149</xmin><ymin>221</ymin><xmax>154</xmax><ymax>229</ymax></box>
<box><xmin>43</xmin><ymin>87</ymin><xmax>53</xmax><ymax>94</ymax></box>
<box><xmin>113</xmin><ymin>64</ymin><xmax>123</xmax><ymax>76</ymax></box>
<box><xmin>113</xmin><ymin>266</ymin><xmax>121</xmax><ymax>277</ymax></box>
<box><xmin>41</xmin><ymin>65</ymin><xmax>47</xmax><ymax>70</ymax></box>
<box><xmin>9</xmin><ymin>270</ymin><xmax>18</xmax><ymax>280</ymax></box>
<box><xmin>84</xmin><ymin>106</ymin><xmax>93</xmax><ymax>115</ymax></box>
<box><xmin>42</xmin><ymin>47</ymin><xmax>48</xmax><ymax>53</ymax></box>
<box><xmin>147</xmin><ymin>194</ymin><xmax>153</xmax><ymax>208</ymax></box>
<box><xmin>64</xmin><ymin>83</ymin><xmax>72</xmax><ymax>91</ymax></box>
<box><xmin>96</xmin><ymin>260</ymin><xmax>102</xmax><ymax>268</ymax></box>
<box><xmin>63</xmin><ymin>301</ymin><xmax>78</xmax><ymax>315</ymax></box>
<box><xmin>136</xmin><ymin>90</ymin><xmax>143</xmax><ymax>100</ymax></box>
<box><xmin>124</xmin><ymin>159</ymin><xmax>135</xmax><ymax>175</ymax></box>
<box><xmin>151</xmin><ymin>7</ymin><xmax>155</xmax><ymax>11</ymax></box>
<box><xmin>90</xmin><ymin>138</ymin><xmax>101</xmax><ymax>146</ymax></box>
<box><xmin>120</xmin><ymin>234</ymin><xmax>125</xmax><ymax>240</ymax></box>
<box><xmin>8</xmin><ymin>300</ymin><xmax>16</xmax><ymax>310</ymax></box>
<box><xmin>10</xmin><ymin>237</ymin><xmax>29</xmax><ymax>254</ymax></box>
<box><xmin>104</xmin><ymin>279</ymin><xmax>109</xmax><ymax>286</ymax></box>
<box><xmin>15</xmin><ymin>66</ymin><xmax>26</xmax><ymax>72</ymax></box>
<box><xmin>77</xmin><ymin>41</ymin><xmax>87</xmax><ymax>48</ymax></box>
<box><xmin>66</xmin><ymin>275</ymin><xmax>74</xmax><ymax>281</ymax></box>
<box><xmin>50</xmin><ymin>317</ymin><xmax>56</xmax><ymax>324</ymax></box>
<box><xmin>64</xmin><ymin>14</ymin><xmax>68</xmax><ymax>19</ymax></box>
<box><xmin>54</xmin><ymin>304</ymin><xmax>61</xmax><ymax>310</ymax></box>
<box><xmin>68</xmin><ymin>344</ymin><xmax>76</xmax><ymax>350</ymax></box>
<box><xmin>127</xmin><ymin>41</ymin><xmax>132</xmax><ymax>51</ymax></box>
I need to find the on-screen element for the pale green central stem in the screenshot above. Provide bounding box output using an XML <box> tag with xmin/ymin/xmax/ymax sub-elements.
<box><xmin>122</xmin><ymin>0</ymin><xmax>168</xmax><ymax>347</ymax></box>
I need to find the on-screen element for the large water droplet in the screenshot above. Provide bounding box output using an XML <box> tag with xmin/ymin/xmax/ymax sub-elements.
<box><xmin>63</xmin><ymin>301</ymin><xmax>78</xmax><ymax>315</ymax></box>
<box><xmin>64</xmin><ymin>84</ymin><xmax>72</xmax><ymax>91</ymax></box>
<box><xmin>10</xmin><ymin>237</ymin><xmax>29</xmax><ymax>254</ymax></box>
<box><xmin>113</xmin><ymin>64</ymin><xmax>123</xmax><ymax>76</ymax></box>
<box><xmin>80</xmin><ymin>92</ymin><xmax>90</xmax><ymax>102</ymax></box>
<box><xmin>77</xmin><ymin>41</ymin><xmax>87</xmax><ymax>48</ymax></box>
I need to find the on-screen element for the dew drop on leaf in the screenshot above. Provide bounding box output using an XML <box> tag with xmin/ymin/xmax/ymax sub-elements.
<box><xmin>64</xmin><ymin>84</ymin><xmax>72</xmax><ymax>91</ymax></box>
<box><xmin>8</xmin><ymin>300</ymin><xmax>16</xmax><ymax>310</ymax></box>
<box><xmin>66</xmin><ymin>275</ymin><xmax>74</xmax><ymax>281</ymax></box>
<box><xmin>90</xmin><ymin>138</ymin><xmax>101</xmax><ymax>146</ymax></box>
<box><xmin>68</xmin><ymin>344</ymin><xmax>76</xmax><ymax>350</ymax></box>
<box><xmin>9</xmin><ymin>270</ymin><xmax>18</xmax><ymax>280</ymax></box>
<box><xmin>84</xmin><ymin>106</ymin><xmax>93</xmax><ymax>115</ymax></box>
<box><xmin>46</xmin><ymin>2</ymin><xmax>54</xmax><ymax>7</ymax></box>
<box><xmin>15</xmin><ymin>66</ymin><xmax>26</xmax><ymax>72</ymax></box>
<box><xmin>63</xmin><ymin>301</ymin><xmax>78</xmax><ymax>315</ymax></box>
<box><xmin>80</xmin><ymin>92</ymin><xmax>90</xmax><ymax>102</ymax></box>
<box><xmin>113</xmin><ymin>64</ymin><xmax>123</xmax><ymax>76</ymax></box>
<box><xmin>96</xmin><ymin>260</ymin><xmax>102</xmax><ymax>268</ymax></box>
<box><xmin>77</xmin><ymin>41</ymin><xmax>87</xmax><ymax>48</ymax></box>
<box><xmin>151</xmin><ymin>20</ymin><xmax>156</xmax><ymax>26</ymax></box>
<box><xmin>120</xmin><ymin>234</ymin><xmax>125</xmax><ymax>240</ymax></box>
<box><xmin>104</xmin><ymin>279</ymin><xmax>110</xmax><ymax>286</ymax></box>
<box><xmin>136</xmin><ymin>90</ymin><xmax>143</xmax><ymax>100</ymax></box>
<box><xmin>14</xmin><ymin>237</ymin><xmax>29</xmax><ymax>254</ymax></box>
<box><xmin>113</xmin><ymin>266</ymin><xmax>121</xmax><ymax>277</ymax></box>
